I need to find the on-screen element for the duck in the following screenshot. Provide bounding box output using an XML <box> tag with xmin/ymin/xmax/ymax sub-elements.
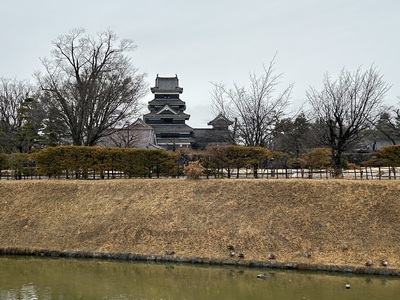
<box><xmin>227</xmin><ymin>245</ymin><xmax>235</xmax><ymax>251</ymax></box>
<box><xmin>165</xmin><ymin>249</ymin><xmax>175</xmax><ymax>255</ymax></box>
<box><xmin>257</xmin><ymin>273</ymin><xmax>267</xmax><ymax>279</ymax></box>
<box><xmin>381</xmin><ymin>260</ymin><xmax>388</xmax><ymax>267</ymax></box>
<box><xmin>365</xmin><ymin>260</ymin><xmax>373</xmax><ymax>267</ymax></box>
<box><xmin>238</xmin><ymin>252</ymin><xmax>245</xmax><ymax>259</ymax></box>
<box><xmin>229</xmin><ymin>250</ymin><xmax>235</xmax><ymax>257</ymax></box>
<box><xmin>268</xmin><ymin>253</ymin><xmax>276</xmax><ymax>260</ymax></box>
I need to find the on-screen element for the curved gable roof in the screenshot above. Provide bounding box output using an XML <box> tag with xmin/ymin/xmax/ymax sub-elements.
<box><xmin>156</xmin><ymin>105</ymin><xmax>178</xmax><ymax>115</ymax></box>
<box><xmin>151</xmin><ymin>75</ymin><xmax>183</xmax><ymax>93</ymax></box>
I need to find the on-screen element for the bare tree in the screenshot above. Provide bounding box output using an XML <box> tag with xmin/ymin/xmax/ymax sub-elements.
<box><xmin>211</xmin><ymin>55</ymin><xmax>293</xmax><ymax>147</ymax></box>
<box><xmin>307</xmin><ymin>66</ymin><xmax>391</xmax><ymax>177</ymax></box>
<box><xmin>36</xmin><ymin>28</ymin><xmax>147</xmax><ymax>146</ymax></box>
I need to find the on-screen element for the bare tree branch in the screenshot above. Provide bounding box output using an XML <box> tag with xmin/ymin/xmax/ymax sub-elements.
<box><xmin>307</xmin><ymin>65</ymin><xmax>391</xmax><ymax>177</ymax></box>
<box><xmin>210</xmin><ymin>56</ymin><xmax>292</xmax><ymax>147</ymax></box>
<box><xmin>36</xmin><ymin>28</ymin><xmax>148</xmax><ymax>146</ymax></box>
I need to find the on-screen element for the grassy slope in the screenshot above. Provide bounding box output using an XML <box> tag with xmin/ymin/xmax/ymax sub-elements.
<box><xmin>1</xmin><ymin>179</ymin><xmax>399</xmax><ymax>269</ymax></box>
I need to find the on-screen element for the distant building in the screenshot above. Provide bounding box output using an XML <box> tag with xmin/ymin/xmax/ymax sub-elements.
<box><xmin>353</xmin><ymin>138</ymin><xmax>400</xmax><ymax>153</ymax></box>
<box><xmin>192</xmin><ymin>113</ymin><xmax>234</xmax><ymax>149</ymax></box>
<box><xmin>143</xmin><ymin>75</ymin><xmax>194</xmax><ymax>150</ymax></box>
<box><xmin>99</xmin><ymin>118</ymin><xmax>159</xmax><ymax>149</ymax></box>
<box><xmin>100</xmin><ymin>75</ymin><xmax>234</xmax><ymax>150</ymax></box>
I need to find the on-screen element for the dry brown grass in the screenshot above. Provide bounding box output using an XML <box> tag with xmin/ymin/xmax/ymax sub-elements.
<box><xmin>1</xmin><ymin>179</ymin><xmax>399</xmax><ymax>270</ymax></box>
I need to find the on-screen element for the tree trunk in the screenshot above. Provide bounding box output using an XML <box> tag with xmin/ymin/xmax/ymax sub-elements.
<box><xmin>332</xmin><ymin>151</ymin><xmax>344</xmax><ymax>178</ymax></box>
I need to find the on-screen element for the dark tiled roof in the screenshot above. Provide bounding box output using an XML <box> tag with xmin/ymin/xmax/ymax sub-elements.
<box><xmin>193</xmin><ymin>128</ymin><xmax>230</xmax><ymax>141</ymax></box>
<box><xmin>192</xmin><ymin>128</ymin><xmax>233</xmax><ymax>149</ymax></box>
<box><xmin>148</xmin><ymin>98</ymin><xmax>186</xmax><ymax>107</ymax></box>
<box><xmin>208</xmin><ymin>113</ymin><xmax>233</xmax><ymax>127</ymax></box>
<box><xmin>157</xmin><ymin>140</ymin><xmax>194</xmax><ymax>147</ymax></box>
<box><xmin>144</xmin><ymin>112</ymin><xmax>191</xmax><ymax>119</ymax></box>
<box><xmin>151</xmin><ymin>124</ymin><xmax>194</xmax><ymax>134</ymax></box>
<box><xmin>151</xmin><ymin>75</ymin><xmax>183</xmax><ymax>93</ymax></box>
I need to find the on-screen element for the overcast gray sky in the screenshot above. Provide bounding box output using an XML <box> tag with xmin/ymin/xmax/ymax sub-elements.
<box><xmin>1</xmin><ymin>0</ymin><xmax>399</xmax><ymax>128</ymax></box>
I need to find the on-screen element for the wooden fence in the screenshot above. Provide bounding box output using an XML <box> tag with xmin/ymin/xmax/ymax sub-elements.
<box><xmin>1</xmin><ymin>166</ymin><xmax>398</xmax><ymax>180</ymax></box>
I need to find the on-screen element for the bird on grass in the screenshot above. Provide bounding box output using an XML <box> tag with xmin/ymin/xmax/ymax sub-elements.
<box><xmin>381</xmin><ymin>260</ymin><xmax>388</xmax><ymax>267</ymax></box>
<box><xmin>257</xmin><ymin>273</ymin><xmax>267</xmax><ymax>279</ymax></box>
<box><xmin>238</xmin><ymin>253</ymin><xmax>245</xmax><ymax>259</ymax></box>
<box><xmin>365</xmin><ymin>260</ymin><xmax>373</xmax><ymax>267</ymax></box>
<box><xmin>345</xmin><ymin>283</ymin><xmax>351</xmax><ymax>289</ymax></box>
<box><xmin>165</xmin><ymin>249</ymin><xmax>175</xmax><ymax>255</ymax></box>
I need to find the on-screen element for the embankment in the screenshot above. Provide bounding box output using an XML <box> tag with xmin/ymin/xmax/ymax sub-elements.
<box><xmin>1</xmin><ymin>179</ymin><xmax>399</xmax><ymax>275</ymax></box>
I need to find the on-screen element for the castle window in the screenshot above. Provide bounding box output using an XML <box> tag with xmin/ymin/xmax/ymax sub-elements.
<box><xmin>162</xmin><ymin>118</ymin><xmax>173</xmax><ymax>124</ymax></box>
<box><xmin>161</xmin><ymin>133</ymin><xmax>179</xmax><ymax>138</ymax></box>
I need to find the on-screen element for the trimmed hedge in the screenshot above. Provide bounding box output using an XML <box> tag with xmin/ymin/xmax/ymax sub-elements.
<box><xmin>33</xmin><ymin>146</ymin><xmax>179</xmax><ymax>179</ymax></box>
<box><xmin>0</xmin><ymin>146</ymin><xmax>273</xmax><ymax>180</ymax></box>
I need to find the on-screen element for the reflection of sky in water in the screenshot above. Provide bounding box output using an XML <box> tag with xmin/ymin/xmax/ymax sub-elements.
<box><xmin>0</xmin><ymin>256</ymin><xmax>399</xmax><ymax>300</ymax></box>
<box><xmin>1</xmin><ymin>284</ymin><xmax>41</xmax><ymax>300</ymax></box>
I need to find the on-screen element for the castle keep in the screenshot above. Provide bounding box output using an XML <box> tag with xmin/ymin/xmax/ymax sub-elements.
<box><xmin>100</xmin><ymin>75</ymin><xmax>233</xmax><ymax>150</ymax></box>
<box><xmin>143</xmin><ymin>75</ymin><xmax>194</xmax><ymax>150</ymax></box>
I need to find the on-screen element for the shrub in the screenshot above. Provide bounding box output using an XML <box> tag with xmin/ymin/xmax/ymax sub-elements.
<box><xmin>184</xmin><ymin>161</ymin><xmax>204</xmax><ymax>180</ymax></box>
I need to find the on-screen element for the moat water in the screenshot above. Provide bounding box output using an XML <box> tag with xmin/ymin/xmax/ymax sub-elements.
<box><xmin>1</xmin><ymin>256</ymin><xmax>399</xmax><ymax>299</ymax></box>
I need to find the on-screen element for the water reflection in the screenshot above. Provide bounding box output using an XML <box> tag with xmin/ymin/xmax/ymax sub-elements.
<box><xmin>0</xmin><ymin>255</ymin><xmax>399</xmax><ymax>300</ymax></box>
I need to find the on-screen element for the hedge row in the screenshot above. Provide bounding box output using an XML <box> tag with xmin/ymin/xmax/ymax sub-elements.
<box><xmin>0</xmin><ymin>145</ymin><xmax>271</xmax><ymax>179</ymax></box>
<box><xmin>34</xmin><ymin>146</ymin><xmax>180</xmax><ymax>179</ymax></box>
<box><xmin>0</xmin><ymin>147</ymin><xmax>179</xmax><ymax>179</ymax></box>
<box><xmin>1</xmin><ymin>145</ymin><xmax>399</xmax><ymax>180</ymax></box>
